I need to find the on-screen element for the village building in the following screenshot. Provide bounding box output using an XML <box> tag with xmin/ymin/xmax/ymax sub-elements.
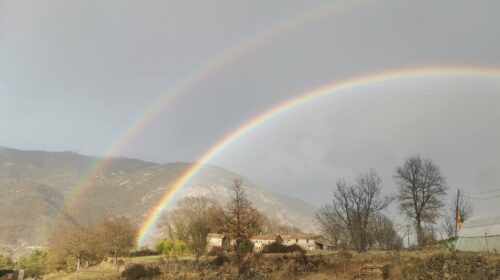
<box><xmin>283</xmin><ymin>233</ymin><xmax>329</xmax><ymax>250</ymax></box>
<box><xmin>206</xmin><ymin>232</ymin><xmax>332</xmax><ymax>252</ymax></box>
<box><xmin>456</xmin><ymin>215</ymin><xmax>500</xmax><ymax>253</ymax></box>
<box><xmin>206</xmin><ymin>233</ymin><xmax>229</xmax><ymax>251</ymax></box>
<box><xmin>314</xmin><ymin>236</ymin><xmax>335</xmax><ymax>250</ymax></box>
<box><xmin>250</xmin><ymin>233</ymin><xmax>283</xmax><ymax>252</ymax></box>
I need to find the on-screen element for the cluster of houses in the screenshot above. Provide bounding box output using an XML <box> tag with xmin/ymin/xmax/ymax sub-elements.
<box><xmin>206</xmin><ymin>232</ymin><xmax>333</xmax><ymax>252</ymax></box>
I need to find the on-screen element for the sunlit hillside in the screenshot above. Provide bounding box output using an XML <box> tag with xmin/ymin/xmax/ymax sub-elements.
<box><xmin>0</xmin><ymin>147</ymin><xmax>315</xmax><ymax>258</ymax></box>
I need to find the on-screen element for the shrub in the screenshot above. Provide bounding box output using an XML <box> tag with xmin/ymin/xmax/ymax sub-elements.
<box><xmin>121</xmin><ymin>264</ymin><xmax>161</xmax><ymax>280</ymax></box>
<box><xmin>337</xmin><ymin>249</ymin><xmax>352</xmax><ymax>259</ymax></box>
<box><xmin>262</xmin><ymin>242</ymin><xmax>305</xmax><ymax>254</ymax></box>
<box><xmin>211</xmin><ymin>254</ymin><xmax>230</xmax><ymax>267</ymax></box>
<box><xmin>238</xmin><ymin>240</ymin><xmax>254</xmax><ymax>254</ymax></box>
<box><xmin>121</xmin><ymin>264</ymin><xmax>146</xmax><ymax>280</ymax></box>
<box><xmin>129</xmin><ymin>248</ymin><xmax>159</xmax><ymax>257</ymax></box>
<box><xmin>156</xmin><ymin>239</ymin><xmax>192</xmax><ymax>256</ymax></box>
<box><xmin>207</xmin><ymin>246</ymin><xmax>224</xmax><ymax>256</ymax></box>
<box><xmin>208</xmin><ymin>245</ymin><xmax>232</xmax><ymax>268</ymax></box>
<box><xmin>442</xmin><ymin>239</ymin><xmax>456</xmax><ymax>252</ymax></box>
<box><xmin>147</xmin><ymin>266</ymin><xmax>161</xmax><ymax>277</ymax></box>
<box><xmin>0</xmin><ymin>255</ymin><xmax>14</xmax><ymax>269</ymax></box>
<box><xmin>15</xmin><ymin>250</ymin><xmax>48</xmax><ymax>278</ymax></box>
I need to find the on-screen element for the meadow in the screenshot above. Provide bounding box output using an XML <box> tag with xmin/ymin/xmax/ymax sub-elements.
<box><xmin>39</xmin><ymin>248</ymin><xmax>500</xmax><ymax>280</ymax></box>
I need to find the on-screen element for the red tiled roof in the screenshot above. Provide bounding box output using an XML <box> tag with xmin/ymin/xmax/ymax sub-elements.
<box><xmin>251</xmin><ymin>233</ymin><xmax>281</xmax><ymax>241</ymax></box>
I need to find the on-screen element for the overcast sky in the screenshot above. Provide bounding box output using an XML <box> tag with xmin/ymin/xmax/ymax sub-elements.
<box><xmin>2</xmin><ymin>0</ymin><xmax>500</xmax><ymax>216</ymax></box>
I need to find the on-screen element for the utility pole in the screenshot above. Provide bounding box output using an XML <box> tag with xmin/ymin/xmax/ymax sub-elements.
<box><xmin>454</xmin><ymin>189</ymin><xmax>461</xmax><ymax>238</ymax></box>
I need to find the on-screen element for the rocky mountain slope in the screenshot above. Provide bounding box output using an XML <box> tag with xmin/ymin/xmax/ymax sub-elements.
<box><xmin>0</xmin><ymin>147</ymin><xmax>317</xmax><ymax>257</ymax></box>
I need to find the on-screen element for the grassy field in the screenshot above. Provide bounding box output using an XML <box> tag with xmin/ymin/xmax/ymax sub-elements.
<box><xmin>40</xmin><ymin>249</ymin><xmax>500</xmax><ymax>279</ymax></box>
<box><xmin>44</xmin><ymin>266</ymin><xmax>120</xmax><ymax>280</ymax></box>
<box><xmin>42</xmin><ymin>255</ymin><xmax>195</xmax><ymax>279</ymax></box>
<box><xmin>122</xmin><ymin>254</ymin><xmax>195</xmax><ymax>264</ymax></box>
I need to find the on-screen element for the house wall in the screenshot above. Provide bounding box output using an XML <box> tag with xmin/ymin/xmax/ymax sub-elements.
<box><xmin>456</xmin><ymin>235</ymin><xmax>500</xmax><ymax>252</ymax></box>
<box><xmin>284</xmin><ymin>238</ymin><xmax>321</xmax><ymax>250</ymax></box>
<box><xmin>206</xmin><ymin>237</ymin><xmax>224</xmax><ymax>251</ymax></box>
<box><xmin>251</xmin><ymin>239</ymin><xmax>275</xmax><ymax>252</ymax></box>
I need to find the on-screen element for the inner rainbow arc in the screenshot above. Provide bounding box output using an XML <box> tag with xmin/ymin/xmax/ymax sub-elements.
<box><xmin>135</xmin><ymin>66</ymin><xmax>500</xmax><ymax>247</ymax></box>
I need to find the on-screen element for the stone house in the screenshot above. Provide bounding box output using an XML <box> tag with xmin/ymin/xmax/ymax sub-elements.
<box><xmin>283</xmin><ymin>233</ymin><xmax>327</xmax><ymax>250</ymax></box>
<box><xmin>206</xmin><ymin>232</ymin><xmax>331</xmax><ymax>252</ymax></box>
<box><xmin>250</xmin><ymin>233</ymin><xmax>283</xmax><ymax>252</ymax></box>
<box><xmin>206</xmin><ymin>233</ymin><xmax>229</xmax><ymax>251</ymax></box>
<box><xmin>314</xmin><ymin>236</ymin><xmax>335</xmax><ymax>250</ymax></box>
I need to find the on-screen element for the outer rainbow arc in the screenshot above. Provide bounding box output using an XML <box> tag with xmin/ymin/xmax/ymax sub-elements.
<box><xmin>42</xmin><ymin>0</ymin><xmax>360</xmax><ymax>242</ymax></box>
<box><xmin>135</xmin><ymin>66</ymin><xmax>500</xmax><ymax>247</ymax></box>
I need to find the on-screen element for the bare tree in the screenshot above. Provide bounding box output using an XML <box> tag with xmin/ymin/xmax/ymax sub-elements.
<box><xmin>394</xmin><ymin>154</ymin><xmax>447</xmax><ymax>247</ymax></box>
<box><xmin>100</xmin><ymin>216</ymin><xmax>135</xmax><ymax>264</ymax></box>
<box><xmin>48</xmin><ymin>225</ymin><xmax>105</xmax><ymax>271</ymax></box>
<box><xmin>221</xmin><ymin>179</ymin><xmax>262</xmax><ymax>268</ymax></box>
<box><xmin>441</xmin><ymin>213</ymin><xmax>455</xmax><ymax>240</ymax></box>
<box><xmin>401</xmin><ymin>223</ymin><xmax>413</xmax><ymax>249</ymax></box>
<box><xmin>370</xmin><ymin>214</ymin><xmax>403</xmax><ymax>250</ymax></box>
<box><xmin>316</xmin><ymin>205</ymin><xmax>349</xmax><ymax>248</ymax></box>
<box><xmin>316</xmin><ymin>169</ymin><xmax>392</xmax><ymax>252</ymax></box>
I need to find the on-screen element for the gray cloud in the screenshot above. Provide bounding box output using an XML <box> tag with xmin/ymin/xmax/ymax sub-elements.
<box><xmin>2</xmin><ymin>0</ymin><xmax>500</xmax><ymax>216</ymax></box>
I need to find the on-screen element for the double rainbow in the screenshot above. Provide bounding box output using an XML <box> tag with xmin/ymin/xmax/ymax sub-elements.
<box><xmin>135</xmin><ymin>66</ymin><xmax>500</xmax><ymax>246</ymax></box>
<box><xmin>42</xmin><ymin>0</ymin><xmax>360</xmax><ymax>243</ymax></box>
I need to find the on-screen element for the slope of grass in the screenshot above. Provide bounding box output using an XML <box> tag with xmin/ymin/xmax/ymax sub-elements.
<box><xmin>44</xmin><ymin>266</ymin><xmax>120</xmax><ymax>280</ymax></box>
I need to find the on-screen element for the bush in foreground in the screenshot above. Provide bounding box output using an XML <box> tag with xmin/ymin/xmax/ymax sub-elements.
<box><xmin>121</xmin><ymin>264</ymin><xmax>161</xmax><ymax>280</ymax></box>
<box><xmin>262</xmin><ymin>242</ymin><xmax>305</xmax><ymax>254</ymax></box>
<box><xmin>130</xmin><ymin>248</ymin><xmax>160</xmax><ymax>257</ymax></box>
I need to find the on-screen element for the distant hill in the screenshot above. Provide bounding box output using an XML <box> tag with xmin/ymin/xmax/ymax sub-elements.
<box><xmin>0</xmin><ymin>147</ymin><xmax>157</xmax><ymax>257</ymax></box>
<box><xmin>0</xmin><ymin>147</ymin><xmax>318</xmax><ymax>257</ymax></box>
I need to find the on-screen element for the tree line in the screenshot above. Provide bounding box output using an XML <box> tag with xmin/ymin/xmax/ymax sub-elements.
<box><xmin>316</xmin><ymin>154</ymin><xmax>473</xmax><ymax>252</ymax></box>
<box><xmin>1</xmin><ymin>180</ymin><xmax>296</xmax><ymax>276</ymax></box>
<box><xmin>4</xmin><ymin>216</ymin><xmax>136</xmax><ymax>277</ymax></box>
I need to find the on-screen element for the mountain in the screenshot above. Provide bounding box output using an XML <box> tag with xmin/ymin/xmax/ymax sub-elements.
<box><xmin>0</xmin><ymin>147</ymin><xmax>318</xmax><ymax>257</ymax></box>
<box><xmin>0</xmin><ymin>147</ymin><xmax>157</xmax><ymax>257</ymax></box>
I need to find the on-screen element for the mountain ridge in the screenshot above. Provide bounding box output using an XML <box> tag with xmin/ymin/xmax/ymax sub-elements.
<box><xmin>0</xmin><ymin>147</ymin><xmax>317</xmax><ymax>258</ymax></box>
